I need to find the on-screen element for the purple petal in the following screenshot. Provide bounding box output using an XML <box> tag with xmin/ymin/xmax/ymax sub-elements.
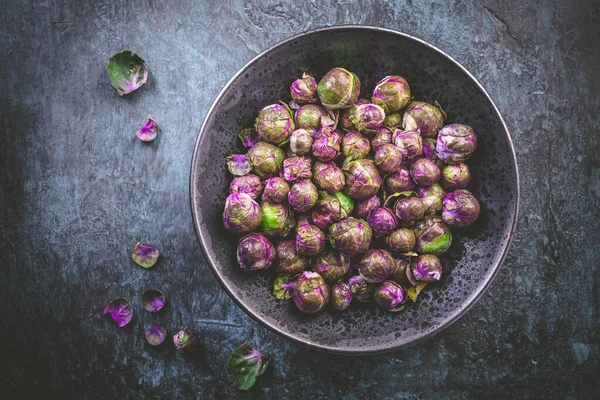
<box><xmin>145</xmin><ymin>324</ymin><xmax>167</xmax><ymax>346</ymax></box>
<box><xmin>104</xmin><ymin>298</ymin><xmax>133</xmax><ymax>327</ymax></box>
<box><xmin>141</xmin><ymin>289</ymin><xmax>165</xmax><ymax>312</ymax></box>
<box><xmin>132</xmin><ymin>243</ymin><xmax>160</xmax><ymax>268</ymax></box>
<box><xmin>136</xmin><ymin>118</ymin><xmax>158</xmax><ymax>142</ymax></box>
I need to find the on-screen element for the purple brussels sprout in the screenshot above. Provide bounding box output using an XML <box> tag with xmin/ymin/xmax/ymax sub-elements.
<box><xmin>136</xmin><ymin>118</ymin><xmax>158</xmax><ymax>142</ymax></box>
<box><xmin>441</xmin><ymin>163</ymin><xmax>472</xmax><ymax>190</ymax></box>
<box><xmin>293</xmin><ymin>271</ymin><xmax>330</xmax><ymax>313</ymax></box>
<box><xmin>260</xmin><ymin>201</ymin><xmax>295</xmax><ymax>237</ymax></box>
<box><xmin>436</xmin><ymin>124</ymin><xmax>478</xmax><ymax>164</ymax></box>
<box><xmin>348</xmin><ymin>275</ymin><xmax>374</xmax><ymax>303</ymax></box>
<box><xmin>411</xmin><ymin>254</ymin><xmax>443</xmax><ymax>282</ymax></box>
<box><xmin>340</xmin><ymin>98</ymin><xmax>369</xmax><ymax>131</ymax></box>
<box><xmin>372</xmin><ymin>75</ymin><xmax>411</xmax><ymax>113</ymax></box>
<box><xmin>290</xmin><ymin>73</ymin><xmax>318</xmax><ymax>104</ymax></box>
<box><xmin>383</xmin><ymin>112</ymin><xmax>403</xmax><ymax>130</ymax></box>
<box><xmin>354</xmin><ymin>195</ymin><xmax>381</xmax><ymax>220</ymax></box>
<box><xmin>393</xmin><ymin>194</ymin><xmax>427</xmax><ymax>222</ymax></box>
<box><xmin>371</xmin><ymin>127</ymin><xmax>393</xmax><ymax>151</ymax></box>
<box><xmin>415</xmin><ymin>217</ymin><xmax>452</xmax><ymax>255</ymax></box>
<box><xmin>237</xmin><ymin>233</ymin><xmax>276</xmax><ymax>271</ymax></box>
<box><xmin>223</xmin><ymin>193</ymin><xmax>262</xmax><ymax>234</ymax></box>
<box><xmin>107</xmin><ymin>51</ymin><xmax>148</xmax><ymax>96</ymax></box>
<box><xmin>351</xmin><ymin>103</ymin><xmax>385</xmax><ymax>136</ymax></box>
<box><xmin>317</xmin><ymin>67</ymin><xmax>361</xmax><ymax>109</ymax></box>
<box><xmin>275</xmin><ymin>240</ymin><xmax>307</xmax><ymax>276</ymax></box>
<box><xmin>384</xmin><ymin>167</ymin><xmax>414</xmax><ymax>194</ymax></box>
<box><xmin>442</xmin><ymin>189</ymin><xmax>480</xmax><ymax>228</ymax></box>
<box><xmin>238</xmin><ymin>128</ymin><xmax>260</xmax><ymax>148</ymax></box>
<box><xmin>273</xmin><ymin>274</ymin><xmax>296</xmax><ymax>299</ymax></box>
<box><xmin>296</xmin><ymin>217</ymin><xmax>325</xmax><ymax>256</ymax></box>
<box><xmin>311</xmin><ymin>191</ymin><xmax>354</xmax><ymax>229</ymax></box>
<box><xmin>410</xmin><ymin>158</ymin><xmax>441</xmax><ymax>187</ymax></box>
<box><xmin>311</xmin><ymin>127</ymin><xmax>342</xmax><ymax>162</ymax></box>
<box><xmin>389</xmin><ymin>258</ymin><xmax>411</xmax><ymax>286</ymax></box>
<box><xmin>230</xmin><ymin>174</ymin><xmax>263</xmax><ymax>200</ymax></box>
<box><xmin>132</xmin><ymin>243</ymin><xmax>160</xmax><ymax>269</ymax></box>
<box><xmin>145</xmin><ymin>324</ymin><xmax>167</xmax><ymax>346</ymax></box>
<box><xmin>374</xmin><ymin>144</ymin><xmax>403</xmax><ymax>174</ymax></box>
<box><xmin>329</xmin><ymin>217</ymin><xmax>373</xmax><ymax>256</ymax></box>
<box><xmin>312</xmin><ymin>250</ymin><xmax>350</xmax><ymax>283</ymax></box>
<box><xmin>295</xmin><ymin>104</ymin><xmax>329</xmax><ymax>132</ymax></box>
<box><xmin>141</xmin><ymin>289</ymin><xmax>165</xmax><ymax>312</ymax></box>
<box><xmin>289</xmin><ymin>129</ymin><xmax>314</xmax><ymax>155</ymax></box>
<box><xmin>282</xmin><ymin>156</ymin><xmax>312</xmax><ymax>182</ymax></box>
<box><xmin>247</xmin><ymin>141</ymin><xmax>285</xmax><ymax>179</ymax></box>
<box><xmin>173</xmin><ymin>328</ymin><xmax>197</xmax><ymax>353</ymax></box>
<box><xmin>341</xmin><ymin>131</ymin><xmax>371</xmax><ymax>160</ymax></box>
<box><xmin>367</xmin><ymin>207</ymin><xmax>398</xmax><ymax>238</ymax></box>
<box><xmin>374</xmin><ymin>281</ymin><xmax>407</xmax><ymax>311</ymax></box>
<box><xmin>255</xmin><ymin>103</ymin><xmax>295</xmax><ymax>145</ymax></box>
<box><xmin>288</xmin><ymin>179</ymin><xmax>318</xmax><ymax>212</ymax></box>
<box><xmin>357</xmin><ymin>249</ymin><xmax>395</xmax><ymax>283</ymax></box>
<box><xmin>261</xmin><ymin>177</ymin><xmax>290</xmax><ymax>203</ymax></box>
<box><xmin>417</xmin><ymin>183</ymin><xmax>446</xmax><ymax>215</ymax></box>
<box><xmin>342</xmin><ymin>158</ymin><xmax>382</xmax><ymax>200</ymax></box>
<box><xmin>330</xmin><ymin>282</ymin><xmax>353</xmax><ymax>310</ymax></box>
<box><xmin>402</xmin><ymin>101</ymin><xmax>446</xmax><ymax>138</ymax></box>
<box><xmin>386</xmin><ymin>228</ymin><xmax>416</xmax><ymax>253</ymax></box>
<box><xmin>313</xmin><ymin>161</ymin><xmax>345</xmax><ymax>194</ymax></box>
<box><xmin>226</xmin><ymin>154</ymin><xmax>252</xmax><ymax>176</ymax></box>
<box><xmin>104</xmin><ymin>298</ymin><xmax>133</xmax><ymax>327</ymax></box>
<box><xmin>393</xmin><ymin>129</ymin><xmax>423</xmax><ymax>162</ymax></box>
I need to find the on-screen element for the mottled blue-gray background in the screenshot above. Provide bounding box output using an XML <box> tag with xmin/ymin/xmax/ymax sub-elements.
<box><xmin>1</xmin><ymin>0</ymin><xmax>598</xmax><ymax>398</ymax></box>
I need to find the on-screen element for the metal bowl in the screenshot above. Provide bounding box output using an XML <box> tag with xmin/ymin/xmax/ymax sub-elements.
<box><xmin>190</xmin><ymin>26</ymin><xmax>519</xmax><ymax>354</ymax></box>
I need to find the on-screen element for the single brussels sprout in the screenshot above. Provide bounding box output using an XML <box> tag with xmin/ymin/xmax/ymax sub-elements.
<box><xmin>411</xmin><ymin>254</ymin><xmax>442</xmax><ymax>282</ymax></box>
<box><xmin>141</xmin><ymin>289</ymin><xmax>166</xmax><ymax>312</ymax></box>
<box><xmin>374</xmin><ymin>280</ymin><xmax>407</xmax><ymax>311</ymax></box>
<box><xmin>273</xmin><ymin>274</ymin><xmax>297</xmax><ymax>299</ymax></box>
<box><xmin>173</xmin><ymin>328</ymin><xmax>197</xmax><ymax>353</ymax></box>
<box><xmin>104</xmin><ymin>297</ymin><xmax>133</xmax><ymax>327</ymax></box>
<box><xmin>136</xmin><ymin>118</ymin><xmax>158</xmax><ymax>142</ymax></box>
<box><xmin>357</xmin><ymin>249</ymin><xmax>395</xmax><ymax>283</ymax></box>
<box><xmin>342</xmin><ymin>158</ymin><xmax>382</xmax><ymax>200</ymax></box>
<box><xmin>330</xmin><ymin>282</ymin><xmax>353</xmax><ymax>310</ymax></box>
<box><xmin>372</xmin><ymin>75</ymin><xmax>411</xmax><ymax>113</ymax></box>
<box><xmin>374</xmin><ymin>144</ymin><xmax>403</xmax><ymax>174</ymax></box>
<box><xmin>354</xmin><ymin>195</ymin><xmax>381</xmax><ymax>220</ymax></box>
<box><xmin>414</xmin><ymin>217</ymin><xmax>452</xmax><ymax>255</ymax></box>
<box><xmin>282</xmin><ymin>156</ymin><xmax>312</xmax><ymax>182</ymax></box>
<box><xmin>312</xmin><ymin>250</ymin><xmax>350</xmax><ymax>283</ymax></box>
<box><xmin>227</xmin><ymin>344</ymin><xmax>271</xmax><ymax>391</ymax></box>
<box><xmin>351</xmin><ymin>103</ymin><xmax>385</xmax><ymax>136</ymax></box>
<box><xmin>247</xmin><ymin>141</ymin><xmax>285</xmax><ymax>179</ymax></box>
<box><xmin>347</xmin><ymin>275</ymin><xmax>374</xmax><ymax>303</ymax></box>
<box><xmin>441</xmin><ymin>163</ymin><xmax>472</xmax><ymax>190</ymax></box>
<box><xmin>255</xmin><ymin>103</ymin><xmax>295</xmax><ymax>145</ymax></box>
<box><xmin>394</xmin><ymin>195</ymin><xmax>427</xmax><ymax>222</ymax></box>
<box><xmin>289</xmin><ymin>129</ymin><xmax>314</xmax><ymax>155</ymax></box>
<box><xmin>311</xmin><ymin>127</ymin><xmax>342</xmax><ymax>162</ymax></box>
<box><xmin>237</xmin><ymin>233</ymin><xmax>277</xmax><ymax>270</ymax></box>
<box><xmin>275</xmin><ymin>240</ymin><xmax>307</xmax><ymax>276</ymax></box>
<box><xmin>383</xmin><ymin>112</ymin><xmax>403</xmax><ymax>130</ymax></box>
<box><xmin>340</xmin><ymin>99</ymin><xmax>369</xmax><ymax>131</ymax></box>
<box><xmin>132</xmin><ymin>243</ymin><xmax>160</xmax><ymax>269</ymax></box>
<box><xmin>313</xmin><ymin>161</ymin><xmax>345</xmax><ymax>194</ymax></box>
<box><xmin>238</xmin><ymin>127</ymin><xmax>260</xmax><ymax>148</ymax></box>
<box><xmin>442</xmin><ymin>189</ymin><xmax>480</xmax><ymax>227</ymax></box>
<box><xmin>371</xmin><ymin>127</ymin><xmax>393</xmax><ymax>151</ymax></box>
<box><xmin>107</xmin><ymin>51</ymin><xmax>148</xmax><ymax>96</ymax></box>
<box><xmin>260</xmin><ymin>201</ymin><xmax>295</xmax><ymax>237</ymax></box>
<box><xmin>261</xmin><ymin>177</ymin><xmax>290</xmax><ymax>203</ymax></box>
<box><xmin>288</xmin><ymin>179</ymin><xmax>318</xmax><ymax>212</ymax></box>
<box><xmin>329</xmin><ymin>217</ymin><xmax>373</xmax><ymax>256</ymax></box>
<box><xmin>290</xmin><ymin>73</ymin><xmax>318</xmax><ymax>104</ymax></box>
<box><xmin>226</xmin><ymin>154</ymin><xmax>252</xmax><ymax>176</ymax></box>
<box><xmin>341</xmin><ymin>131</ymin><xmax>371</xmax><ymax>160</ymax></box>
<box><xmin>417</xmin><ymin>183</ymin><xmax>446</xmax><ymax>215</ymax></box>
<box><xmin>317</xmin><ymin>67</ymin><xmax>361</xmax><ymax>109</ymax></box>
<box><xmin>384</xmin><ymin>167</ymin><xmax>414</xmax><ymax>193</ymax></box>
<box><xmin>393</xmin><ymin>129</ymin><xmax>423</xmax><ymax>163</ymax></box>
<box><xmin>311</xmin><ymin>191</ymin><xmax>354</xmax><ymax>229</ymax></box>
<box><xmin>294</xmin><ymin>271</ymin><xmax>330</xmax><ymax>313</ymax></box>
<box><xmin>367</xmin><ymin>207</ymin><xmax>398</xmax><ymax>238</ymax></box>
<box><xmin>145</xmin><ymin>324</ymin><xmax>167</xmax><ymax>346</ymax></box>
<box><xmin>436</xmin><ymin>124</ymin><xmax>478</xmax><ymax>164</ymax></box>
<box><xmin>223</xmin><ymin>193</ymin><xmax>262</xmax><ymax>234</ymax></box>
<box><xmin>410</xmin><ymin>158</ymin><xmax>441</xmax><ymax>187</ymax></box>
<box><xmin>389</xmin><ymin>258</ymin><xmax>411</xmax><ymax>285</ymax></box>
<box><xmin>295</xmin><ymin>104</ymin><xmax>329</xmax><ymax>132</ymax></box>
<box><xmin>296</xmin><ymin>217</ymin><xmax>326</xmax><ymax>256</ymax></box>
<box><xmin>402</xmin><ymin>101</ymin><xmax>446</xmax><ymax>138</ymax></box>
<box><xmin>386</xmin><ymin>228</ymin><xmax>416</xmax><ymax>253</ymax></box>
<box><xmin>230</xmin><ymin>174</ymin><xmax>263</xmax><ymax>200</ymax></box>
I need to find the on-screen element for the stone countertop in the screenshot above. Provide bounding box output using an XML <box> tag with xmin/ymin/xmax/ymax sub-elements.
<box><xmin>1</xmin><ymin>0</ymin><xmax>598</xmax><ymax>398</ymax></box>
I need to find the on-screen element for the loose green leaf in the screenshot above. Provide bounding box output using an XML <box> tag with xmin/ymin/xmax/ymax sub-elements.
<box><xmin>228</xmin><ymin>343</ymin><xmax>270</xmax><ymax>391</ymax></box>
<box><xmin>273</xmin><ymin>275</ymin><xmax>295</xmax><ymax>299</ymax></box>
<box><xmin>107</xmin><ymin>51</ymin><xmax>148</xmax><ymax>96</ymax></box>
<box><xmin>408</xmin><ymin>282</ymin><xmax>429</xmax><ymax>302</ymax></box>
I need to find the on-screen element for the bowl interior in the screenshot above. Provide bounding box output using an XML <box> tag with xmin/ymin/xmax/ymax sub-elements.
<box><xmin>191</xmin><ymin>27</ymin><xmax>518</xmax><ymax>354</ymax></box>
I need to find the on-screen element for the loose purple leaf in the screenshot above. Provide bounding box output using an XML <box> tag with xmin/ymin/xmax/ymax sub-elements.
<box><xmin>145</xmin><ymin>324</ymin><xmax>167</xmax><ymax>346</ymax></box>
<box><xmin>136</xmin><ymin>118</ymin><xmax>158</xmax><ymax>142</ymax></box>
<box><xmin>103</xmin><ymin>298</ymin><xmax>133</xmax><ymax>327</ymax></box>
<box><xmin>132</xmin><ymin>243</ymin><xmax>160</xmax><ymax>269</ymax></box>
<box><xmin>141</xmin><ymin>289</ymin><xmax>165</xmax><ymax>312</ymax></box>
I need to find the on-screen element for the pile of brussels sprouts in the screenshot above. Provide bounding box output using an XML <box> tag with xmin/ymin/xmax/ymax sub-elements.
<box><xmin>222</xmin><ymin>67</ymin><xmax>480</xmax><ymax>314</ymax></box>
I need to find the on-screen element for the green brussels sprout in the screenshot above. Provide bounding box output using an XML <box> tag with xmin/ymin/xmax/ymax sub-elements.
<box><xmin>247</xmin><ymin>141</ymin><xmax>285</xmax><ymax>179</ymax></box>
<box><xmin>441</xmin><ymin>163</ymin><xmax>472</xmax><ymax>190</ymax></box>
<box><xmin>386</xmin><ymin>228</ymin><xmax>416</xmax><ymax>253</ymax></box>
<box><xmin>294</xmin><ymin>271</ymin><xmax>330</xmax><ymax>313</ymax></box>
<box><xmin>273</xmin><ymin>274</ymin><xmax>296</xmax><ymax>299</ymax></box>
<box><xmin>317</xmin><ymin>67</ymin><xmax>361</xmax><ymax>109</ymax></box>
<box><xmin>372</xmin><ymin>75</ymin><xmax>411</xmax><ymax>113</ymax></box>
<box><xmin>383</xmin><ymin>112</ymin><xmax>403</xmax><ymax>130</ymax></box>
<box><xmin>255</xmin><ymin>103</ymin><xmax>295</xmax><ymax>145</ymax></box>
<box><xmin>223</xmin><ymin>193</ymin><xmax>262</xmax><ymax>234</ymax></box>
<box><xmin>260</xmin><ymin>201</ymin><xmax>295</xmax><ymax>238</ymax></box>
<box><xmin>414</xmin><ymin>217</ymin><xmax>452</xmax><ymax>255</ymax></box>
<box><xmin>357</xmin><ymin>249</ymin><xmax>395</xmax><ymax>283</ymax></box>
<box><xmin>295</xmin><ymin>104</ymin><xmax>330</xmax><ymax>132</ymax></box>
<box><xmin>328</xmin><ymin>217</ymin><xmax>373</xmax><ymax>256</ymax></box>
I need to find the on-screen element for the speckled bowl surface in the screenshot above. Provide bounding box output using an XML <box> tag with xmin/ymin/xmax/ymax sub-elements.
<box><xmin>190</xmin><ymin>26</ymin><xmax>519</xmax><ymax>354</ymax></box>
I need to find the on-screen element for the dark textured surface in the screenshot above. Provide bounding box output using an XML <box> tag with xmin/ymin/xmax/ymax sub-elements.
<box><xmin>191</xmin><ymin>26</ymin><xmax>518</xmax><ymax>354</ymax></box>
<box><xmin>1</xmin><ymin>0</ymin><xmax>598</xmax><ymax>398</ymax></box>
